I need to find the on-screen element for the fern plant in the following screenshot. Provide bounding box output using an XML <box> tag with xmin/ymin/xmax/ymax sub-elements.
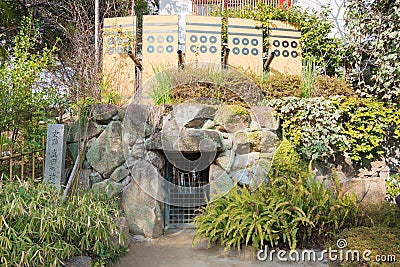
<box><xmin>193</xmin><ymin>141</ymin><xmax>359</xmax><ymax>251</ymax></box>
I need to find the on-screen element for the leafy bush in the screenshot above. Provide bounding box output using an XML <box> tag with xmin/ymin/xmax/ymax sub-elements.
<box><xmin>218</xmin><ymin>4</ymin><xmax>342</xmax><ymax>75</ymax></box>
<box><xmin>256</xmin><ymin>74</ymin><xmax>302</xmax><ymax>99</ymax></box>
<box><xmin>332</xmin><ymin>96</ymin><xmax>400</xmax><ymax>162</ymax></box>
<box><xmin>193</xmin><ymin>141</ymin><xmax>359</xmax><ymax>251</ymax></box>
<box><xmin>345</xmin><ymin>0</ymin><xmax>400</xmax><ymax>103</ymax></box>
<box><xmin>0</xmin><ymin>180</ymin><xmax>127</xmax><ymax>266</ymax></box>
<box><xmin>386</xmin><ymin>174</ymin><xmax>400</xmax><ymax>200</ymax></box>
<box><xmin>0</xmin><ymin>17</ymin><xmax>64</xmax><ymax>145</ymax></box>
<box><xmin>268</xmin><ymin>97</ymin><xmax>346</xmax><ymax>161</ymax></box>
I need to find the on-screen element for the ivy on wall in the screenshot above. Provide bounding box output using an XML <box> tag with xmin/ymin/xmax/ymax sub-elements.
<box><xmin>345</xmin><ymin>0</ymin><xmax>400</xmax><ymax>103</ymax></box>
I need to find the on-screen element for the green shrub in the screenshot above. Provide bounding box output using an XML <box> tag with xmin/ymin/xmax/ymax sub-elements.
<box><xmin>332</xmin><ymin>96</ymin><xmax>400</xmax><ymax>162</ymax></box>
<box><xmin>345</xmin><ymin>0</ymin><xmax>400</xmax><ymax>103</ymax></box>
<box><xmin>268</xmin><ymin>97</ymin><xmax>346</xmax><ymax>161</ymax></box>
<box><xmin>0</xmin><ymin>180</ymin><xmax>127</xmax><ymax>266</ymax></box>
<box><xmin>386</xmin><ymin>174</ymin><xmax>400</xmax><ymax>200</ymax></box>
<box><xmin>257</xmin><ymin>74</ymin><xmax>302</xmax><ymax>99</ymax></box>
<box><xmin>193</xmin><ymin>141</ymin><xmax>359</xmax><ymax>251</ymax></box>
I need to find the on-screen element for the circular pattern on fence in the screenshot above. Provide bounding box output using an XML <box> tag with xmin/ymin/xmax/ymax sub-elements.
<box><xmin>166</xmin><ymin>35</ymin><xmax>174</xmax><ymax>43</ymax></box>
<box><xmin>166</xmin><ymin>45</ymin><xmax>174</xmax><ymax>53</ymax></box>
<box><xmin>116</xmin><ymin>47</ymin><xmax>123</xmax><ymax>55</ymax></box>
<box><xmin>190</xmin><ymin>35</ymin><xmax>198</xmax><ymax>43</ymax></box>
<box><xmin>242</xmin><ymin>38</ymin><xmax>249</xmax><ymax>45</ymax></box>
<box><xmin>291</xmin><ymin>51</ymin><xmax>298</xmax><ymax>58</ymax></box>
<box><xmin>251</xmin><ymin>48</ymin><xmax>259</xmax><ymax>56</ymax></box>
<box><xmin>209</xmin><ymin>46</ymin><xmax>217</xmax><ymax>54</ymax></box>
<box><xmin>200</xmin><ymin>36</ymin><xmax>207</xmax><ymax>43</ymax></box>
<box><xmin>282</xmin><ymin>50</ymin><xmax>289</xmax><ymax>57</ymax></box>
<box><xmin>147</xmin><ymin>35</ymin><xmax>155</xmax><ymax>43</ymax></box>
<box><xmin>190</xmin><ymin>45</ymin><xmax>197</xmax><ymax>53</ymax></box>
<box><xmin>291</xmin><ymin>41</ymin><xmax>298</xmax><ymax>49</ymax></box>
<box><xmin>273</xmin><ymin>49</ymin><xmax>280</xmax><ymax>57</ymax></box>
<box><xmin>209</xmin><ymin>36</ymin><xmax>217</xmax><ymax>44</ymax></box>
<box><xmin>251</xmin><ymin>39</ymin><xmax>259</xmax><ymax>46</ymax></box>
<box><xmin>147</xmin><ymin>45</ymin><xmax>155</xmax><ymax>53</ymax></box>
<box><xmin>107</xmin><ymin>48</ymin><xmax>114</xmax><ymax>55</ymax></box>
<box><xmin>200</xmin><ymin>45</ymin><xmax>207</xmax><ymax>53</ymax></box>
<box><xmin>242</xmin><ymin>48</ymin><xmax>249</xmax><ymax>55</ymax></box>
<box><xmin>107</xmin><ymin>37</ymin><xmax>115</xmax><ymax>45</ymax></box>
<box><xmin>273</xmin><ymin>40</ymin><xmax>280</xmax><ymax>47</ymax></box>
<box><xmin>157</xmin><ymin>45</ymin><xmax>164</xmax><ymax>53</ymax></box>
<box><xmin>282</xmin><ymin>41</ymin><xmax>289</xmax><ymax>48</ymax></box>
<box><xmin>157</xmin><ymin>36</ymin><xmax>164</xmax><ymax>43</ymax></box>
<box><xmin>232</xmin><ymin>47</ymin><xmax>240</xmax><ymax>55</ymax></box>
<box><xmin>233</xmin><ymin>37</ymin><xmax>240</xmax><ymax>45</ymax></box>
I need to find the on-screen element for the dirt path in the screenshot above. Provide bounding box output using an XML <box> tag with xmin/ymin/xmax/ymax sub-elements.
<box><xmin>112</xmin><ymin>229</ymin><xmax>328</xmax><ymax>267</ymax></box>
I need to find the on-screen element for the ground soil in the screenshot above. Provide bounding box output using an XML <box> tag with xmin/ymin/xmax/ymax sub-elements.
<box><xmin>112</xmin><ymin>229</ymin><xmax>328</xmax><ymax>267</ymax></box>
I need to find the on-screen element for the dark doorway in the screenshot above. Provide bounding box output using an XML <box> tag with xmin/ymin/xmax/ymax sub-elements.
<box><xmin>164</xmin><ymin>152</ymin><xmax>210</xmax><ymax>228</ymax></box>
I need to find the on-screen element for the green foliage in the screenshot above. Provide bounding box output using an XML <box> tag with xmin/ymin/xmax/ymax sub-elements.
<box><xmin>256</xmin><ymin>74</ymin><xmax>302</xmax><ymax>99</ymax></box>
<box><xmin>0</xmin><ymin>17</ymin><xmax>63</xmax><ymax>145</ymax></box>
<box><xmin>345</xmin><ymin>0</ymin><xmax>400</xmax><ymax>103</ymax></box>
<box><xmin>386</xmin><ymin>174</ymin><xmax>400</xmax><ymax>199</ymax></box>
<box><xmin>269</xmin><ymin>139</ymin><xmax>309</xmax><ymax>180</ymax></box>
<box><xmin>149</xmin><ymin>66</ymin><xmax>174</xmax><ymax>105</ymax></box>
<box><xmin>301</xmin><ymin>57</ymin><xmax>317</xmax><ymax>98</ymax></box>
<box><xmin>217</xmin><ymin>4</ymin><xmax>342</xmax><ymax>75</ymax></box>
<box><xmin>0</xmin><ymin>180</ymin><xmax>127</xmax><ymax>266</ymax></box>
<box><xmin>193</xmin><ymin>141</ymin><xmax>359</xmax><ymax>251</ymax></box>
<box><xmin>269</xmin><ymin>97</ymin><xmax>345</xmax><ymax>161</ymax></box>
<box><xmin>332</xmin><ymin>96</ymin><xmax>400</xmax><ymax>162</ymax></box>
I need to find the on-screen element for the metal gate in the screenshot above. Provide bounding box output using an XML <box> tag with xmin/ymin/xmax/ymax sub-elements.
<box><xmin>164</xmin><ymin>153</ymin><xmax>210</xmax><ymax>228</ymax></box>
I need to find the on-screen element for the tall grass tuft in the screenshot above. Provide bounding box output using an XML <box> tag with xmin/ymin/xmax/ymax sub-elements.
<box><xmin>301</xmin><ymin>57</ymin><xmax>317</xmax><ymax>98</ymax></box>
<box><xmin>0</xmin><ymin>179</ymin><xmax>127</xmax><ymax>266</ymax></box>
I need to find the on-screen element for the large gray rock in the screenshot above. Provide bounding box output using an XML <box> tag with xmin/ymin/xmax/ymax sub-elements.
<box><xmin>86</xmin><ymin>121</ymin><xmax>125</xmax><ymax>177</ymax></box>
<box><xmin>162</xmin><ymin>129</ymin><xmax>224</xmax><ymax>152</ymax></box>
<box><xmin>67</xmin><ymin>120</ymin><xmax>105</xmax><ymax>143</ymax></box>
<box><xmin>250</xmin><ymin>106</ymin><xmax>279</xmax><ymax>130</ymax></box>
<box><xmin>92</xmin><ymin>104</ymin><xmax>118</xmax><ymax>124</ymax></box>
<box><xmin>110</xmin><ymin>165</ymin><xmax>130</xmax><ymax>182</ymax></box>
<box><xmin>122</xmin><ymin>160</ymin><xmax>165</xmax><ymax>238</ymax></box>
<box><xmin>214</xmin><ymin>105</ymin><xmax>250</xmax><ymax>133</ymax></box>
<box><xmin>145</xmin><ymin>151</ymin><xmax>165</xmax><ymax>170</ymax></box>
<box><xmin>124</xmin><ymin>104</ymin><xmax>152</xmax><ymax>138</ymax></box>
<box><xmin>233</xmin><ymin>130</ymin><xmax>277</xmax><ymax>154</ymax></box>
<box><xmin>92</xmin><ymin>179</ymin><xmax>123</xmax><ymax>198</ymax></box>
<box><xmin>209</xmin><ymin>164</ymin><xmax>234</xmax><ymax>198</ymax></box>
<box><xmin>172</xmin><ymin>103</ymin><xmax>218</xmax><ymax>128</ymax></box>
<box><xmin>231</xmin><ymin>152</ymin><xmax>260</xmax><ymax>171</ymax></box>
<box><xmin>232</xmin><ymin>131</ymin><xmax>255</xmax><ymax>154</ymax></box>
<box><xmin>215</xmin><ymin>150</ymin><xmax>235</xmax><ymax>172</ymax></box>
<box><xmin>339</xmin><ymin>177</ymin><xmax>386</xmax><ymax>203</ymax></box>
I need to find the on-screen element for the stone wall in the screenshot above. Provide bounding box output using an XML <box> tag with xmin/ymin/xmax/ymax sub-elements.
<box><xmin>67</xmin><ymin>103</ymin><xmax>400</xmax><ymax>238</ymax></box>
<box><xmin>67</xmin><ymin>103</ymin><xmax>279</xmax><ymax>238</ymax></box>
